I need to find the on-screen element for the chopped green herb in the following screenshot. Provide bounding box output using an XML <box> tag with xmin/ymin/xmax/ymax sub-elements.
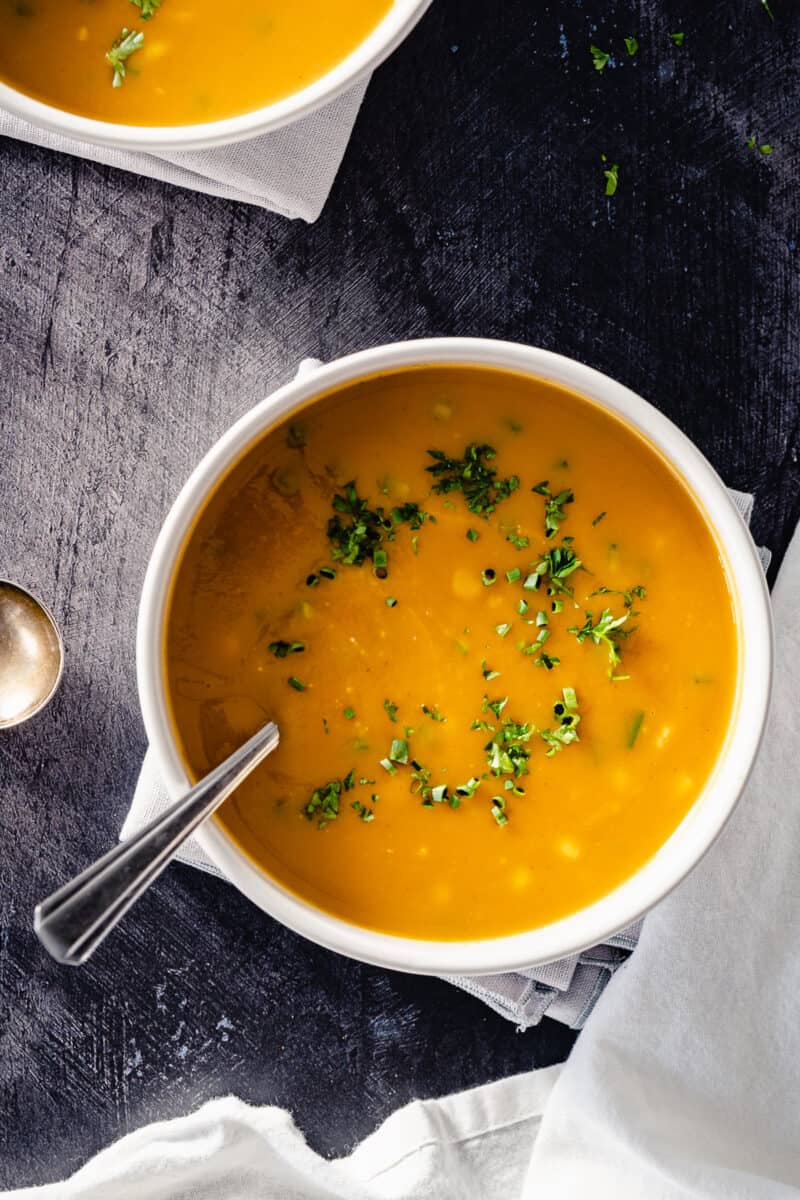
<box><xmin>411</xmin><ymin>535</ymin><xmax>419</xmax><ymax>556</ymax></box>
<box><xmin>532</xmin><ymin>481</ymin><xmax>574</xmax><ymax>539</ymax></box>
<box><xmin>319</xmin><ymin>566</ymin><xmax>337</xmax><ymax>580</ymax></box>
<box><xmin>590</xmin><ymin>43</ymin><xmax>610</xmax><ymax>72</ymax></box>
<box><xmin>592</xmin><ymin>511</ymin><xmax>607</xmax><ymax>526</ymax></box>
<box><xmin>327</xmin><ymin>482</ymin><xmax>392</xmax><ymax>568</ymax></box>
<box><xmin>288</xmin><ymin>676</ymin><xmax>307</xmax><ymax>691</ymax></box>
<box><xmin>628</xmin><ymin>710</ymin><xmax>645</xmax><ymax>748</ymax></box>
<box><xmin>306</xmin><ymin>573</ymin><xmax>320</xmax><ymax>587</ymax></box>
<box><xmin>380</xmin><ymin>757</ymin><xmax>397</xmax><ymax>775</ymax></box>
<box><xmin>625</xmin><ymin>36</ymin><xmax>639</xmax><ymax>56</ymax></box>
<box><xmin>426</xmin><ymin>444</ymin><xmax>519</xmax><ymax>516</ymax></box>
<box><xmin>495</xmin><ymin>622</ymin><xmax>512</xmax><ymax>638</ymax></box>
<box><xmin>385</xmin><ymin>597</ymin><xmax>398</xmax><ymax>608</ymax></box>
<box><xmin>590</xmin><ymin>583</ymin><xmax>647</xmax><ymax>609</ymax></box>
<box><xmin>540</xmin><ymin>688</ymin><xmax>582</xmax><ymax>756</ymax></box>
<box><xmin>569</xmin><ymin>608</ymin><xmax>630</xmax><ymax>674</ymax></box>
<box><xmin>491</xmin><ymin>796</ymin><xmax>509</xmax><ymax>826</ymax></box>
<box><xmin>506</xmin><ymin>567</ymin><xmax>522</xmax><ymax>583</ymax></box>
<box><xmin>466</xmin><ymin>528</ymin><xmax>480</xmax><ymax>542</ymax></box>
<box><xmin>384</xmin><ymin>698</ymin><xmax>398</xmax><ymax>723</ymax></box>
<box><xmin>506</xmin><ymin>532</ymin><xmax>530</xmax><ymax>550</ymax></box>
<box><xmin>421</xmin><ymin>703</ymin><xmax>447</xmax><ymax>723</ymax></box>
<box><xmin>351</xmin><ymin>800</ymin><xmax>375</xmax><ymax>823</ymax></box>
<box><xmin>481</xmin><ymin>568</ymin><xmax>497</xmax><ymax>587</ymax></box>
<box><xmin>534</xmin><ymin>652</ymin><xmax>560</xmax><ymax>670</ymax></box>
<box><xmin>322</xmin><ymin>717</ymin><xmax>330</xmax><ymax>735</ymax></box>
<box><xmin>481</xmin><ymin>660</ymin><xmax>500</xmax><ymax>681</ymax></box>
<box><xmin>389</xmin><ymin>738</ymin><xmax>409</xmax><ymax>765</ymax></box>
<box><xmin>524</xmin><ymin>541</ymin><xmax>583</xmax><ymax>596</ymax></box>
<box><xmin>106</xmin><ymin>28</ymin><xmax>144</xmax><ymax>88</ymax></box>
<box><xmin>343</xmin><ymin>707</ymin><xmax>356</xmax><ymax>721</ymax></box>
<box><xmin>551</xmin><ymin>598</ymin><xmax>564</xmax><ymax>614</ymax></box>
<box><xmin>391</xmin><ymin>501</ymin><xmax>433</xmax><ymax>530</ymax></box>
<box><xmin>268</xmin><ymin>639</ymin><xmax>305</xmax><ymax>658</ymax></box>
<box><xmin>602</xmin><ymin>159</ymin><xmax>619</xmax><ymax>197</ymax></box>
<box><xmin>486</xmin><ymin>716</ymin><xmax>533</xmax><ymax>781</ymax></box>
<box><xmin>669</xmin><ymin>31</ymin><xmax>685</xmax><ymax>45</ymax></box>
<box><xmin>483</xmin><ymin>694</ymin><xmax>509</xmax><ymax>719</ymax></box>
<box><xmin>303</xmin><ymin>773</ymin><xmax>356</xmax><ymax>828</ymax></box>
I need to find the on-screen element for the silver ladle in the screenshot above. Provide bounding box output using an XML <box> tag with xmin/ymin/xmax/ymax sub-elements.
<box><xmin>0</xmin><ymin>580</ymin><xmax>64</xmax><ymax>727</ymax></box>
<box><xmin>34</xmin><ymin>720</ymin><xmax>280</xmax><ymax>965</ymax></box>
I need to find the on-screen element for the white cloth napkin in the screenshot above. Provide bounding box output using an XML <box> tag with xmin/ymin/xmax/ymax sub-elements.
<box><xmin>5</xmin><ymin>1068</ymin><xmax>563</xmax><ymax>1200</ymax></box>
<box><xmin>0</xmin><ymin>79</ymin><xmax>369</xmax><ymax>221</ymax></box>
<box><xmin>122</xmin><ymin>489</ymin><xmax>767</xmax><ymax>1031</ymax></box>
<box><xmin>7</xmin><ymin>523</ymin><xmax>797</xmax><ymax>1200</ymax></box>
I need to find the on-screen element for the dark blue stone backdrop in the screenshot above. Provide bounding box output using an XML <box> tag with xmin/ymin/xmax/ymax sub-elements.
<box><xmin>0</xmin><ymin>0</ymin><xmax>797</xmax><ymax>1187</ymax></box>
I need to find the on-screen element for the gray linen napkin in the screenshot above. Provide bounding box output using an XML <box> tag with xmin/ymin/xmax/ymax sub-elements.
<box><xmin>0</xmin><ymin>78</ymin><xmax>369</xmax><ymax>221</ymax></box>
<box><xmin>122</xmin><ymin>489</ymin><xmax>767</xmax><ymax>1030</ymax></box>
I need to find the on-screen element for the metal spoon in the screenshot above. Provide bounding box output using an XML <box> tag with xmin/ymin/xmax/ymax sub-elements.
<box><xmin>34</xmin><ymin>720</ymin><xmax>280</xmax><ymax>965</ymax></box>
<box><xmin>0</xmin><ymin>580</ymin><xmax>64</xmax><ymax>728</ymax></box>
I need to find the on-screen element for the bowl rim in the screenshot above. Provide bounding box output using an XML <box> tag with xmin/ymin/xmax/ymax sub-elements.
<box><xmin>136</xmin><ymin>338</ymin><xmax>773</xmax><ymax>975</ymax></box>
<box><xmin>0</xmin><ymin>0</ymin><xmax>431</xmax><ymax>152</ymax></box>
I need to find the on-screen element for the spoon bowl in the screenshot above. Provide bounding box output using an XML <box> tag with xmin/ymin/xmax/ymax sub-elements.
<box><xmin>0</xmin><ymin>581</ymin><xmax>64</xmax><ymax>728</ymax></box>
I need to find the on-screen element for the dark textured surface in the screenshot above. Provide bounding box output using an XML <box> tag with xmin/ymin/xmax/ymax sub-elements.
<box><xmin>0</xmin><ymin>0</ymin><xmax>798</xmax><ymax>1188</ymax></box>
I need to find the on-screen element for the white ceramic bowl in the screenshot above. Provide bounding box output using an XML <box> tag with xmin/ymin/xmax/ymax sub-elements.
<box><xmin>0</xmin><ymin>0</ymin><xmax>431</xmax><ymax>152</ymax></box>
<box><xmin>137</xmin><ymin>339</ymin><xmax>773</xmax><ymax>975</ymax></box>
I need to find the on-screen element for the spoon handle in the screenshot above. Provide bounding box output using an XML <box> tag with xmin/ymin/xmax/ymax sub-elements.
<box><xmin>34</xmin><ymin>722</ymin><xmax>280</xmax><ymax>966</ymax></box>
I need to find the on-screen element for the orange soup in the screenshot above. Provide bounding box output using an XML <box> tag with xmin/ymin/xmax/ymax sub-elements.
<box><xmin>165</xmin><ymin>366</ymin><xmax>738</xmax><ymax>941</ymax></box>
<box><xmin>0</xmin><ymin>0</ymin><xmax>391</xmax><ymax>125</ymax></box>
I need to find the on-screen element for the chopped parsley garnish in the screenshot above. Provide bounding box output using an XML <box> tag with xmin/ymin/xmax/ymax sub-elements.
<box><xmin>532</xmin><ymin>480</ymin><xmax>574</xmax><ymax>538</ymax></box>
<box><xmin>506</xmin><ymin>567</ymin><xmax>522</xmax><ymax>583</ymax></box>
<box><xmin>351</xmin><ymin>800</ymin><xmax>375</xmax><ymax>823</ymax></box>
<box><xmin>426</xmin><ymin>444</ymin><xmax>519</xmax><ymax>516</ymax></box>
<box><xmin>569</xmin><ymin>608</ymin><xmax>630</xmax><ymax>675</ymax></box>
<box><xmin>628</xmin><ymin>710</ymin><xmax>645</xmax><ymax>748</ymax></box>
<box><xmin>535</xmin><ymin>652</ymin><xmax>560</xmax><ymax>670</ymax></box>
<box><xmin>327</xmin><ymin>481</ymin><xmax>391</xmax><ymax>568</ymax></box>
<box><xmin>303</xmin><ymin>771</ymin><xmax>356</xmax><ymax>828</ymax></box>
<box><xmin>625</xmin><ymin>36</ymin><xmax>639</xmax><ymax>56</ymax></box>
<box><xmin>421</xmin><ymin>703</ymin><xmax>446</xmax><ymax>723</ymax></box>
<box><xmin>288</xmin><ymin>676</ymin><xmax>307</xmax><ymax>691</ymax></box>
<box><xmin>540</xmin><ymin>688</ymin><xmax>581</xmax><ymax>756</ymax></box>
<box><xmin>590</xmin><ymin>44</ymin><xmax>610</xmax><ymax>72</ymax></box>
<box><xmin>506</xmin><ymin>532</ymin><xmax>530</xmax><ymax>550</ymax></box>
<box><xmin>485</xmin><ymin>716</ymin><xmax>533</xmax><ymax>780</ymax></box>
<box><xmin>602</xmin><ymin>158</ymin><xmax>619</xmax><ymax>196</ymax></box>
<box><xmin>523</xmin><ymin>541</ymin><xmax>583</xmax><ymax>596</ymax></box>
<box><xmin>106</xmin><ymin>28</ymin><xmax>144</xmax><ymax>87</ymax></box>
<box><xmin>384</xmin><ymin>698</ymin><xmax>399</xmax><ymax>723</ymax></box>
<box><xmin>481</xmin><ymin>568</ymin><xmax>497</xmax><ymax>586</ymax></box>
<box><xmin>483</xmin><ymin>694</ymin><xmax>509</xmax><ymax>719</ymax></box>
<box><xmin>669</xmin><ymin>31</ymin><xmax>685</xmax><ymax>45</ymax></box>
<box><xmin>343</xmin><ymin>707</ymin><xmax>356</xmax><ymax>720</ymax></box>
<box><xmin>590</xmin><ymin>583</ymin><xmax>647</xmax><ymax>609</ymax></box>
<box><xmin>319</xmin><ymin>566</ymin><xmax>337</xmax><ymax>580</ymax></box>
<box><xmin>327</xmin><ymin>484</ymin><xmax>429</xmax><ymax>577</ymax></box>
<box><xmin>130</xmin><ymin>0</ymin><xmax>161</xmax><ymax>17</ymax></box>
<box><xmin>268</xmin><ymin>639</ymin><xmax>305</xmax><ymax>658</ymax></box>
<box><xmin>380</xmin><ymin>757</ymin><xmax>397</xmax><ymax>775</ymax></box>
<box><xmin>481</xmin><ymin>660</ymin><xmax>500</xmax><ymax>681</ymax></box>
<box><xmin>466</xmin><ymin>528</ymin><xmax>480</xmax><ymax>542</ymax></box>
<box><xmin>495</xmin><ymin>622</ymin><xmax>512</xmax><ymax>638</ymax></box>
<box><xmin>391</xmin><ymin>501</ymin><xmax>433</xmax><ymax>530</ymax></box>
